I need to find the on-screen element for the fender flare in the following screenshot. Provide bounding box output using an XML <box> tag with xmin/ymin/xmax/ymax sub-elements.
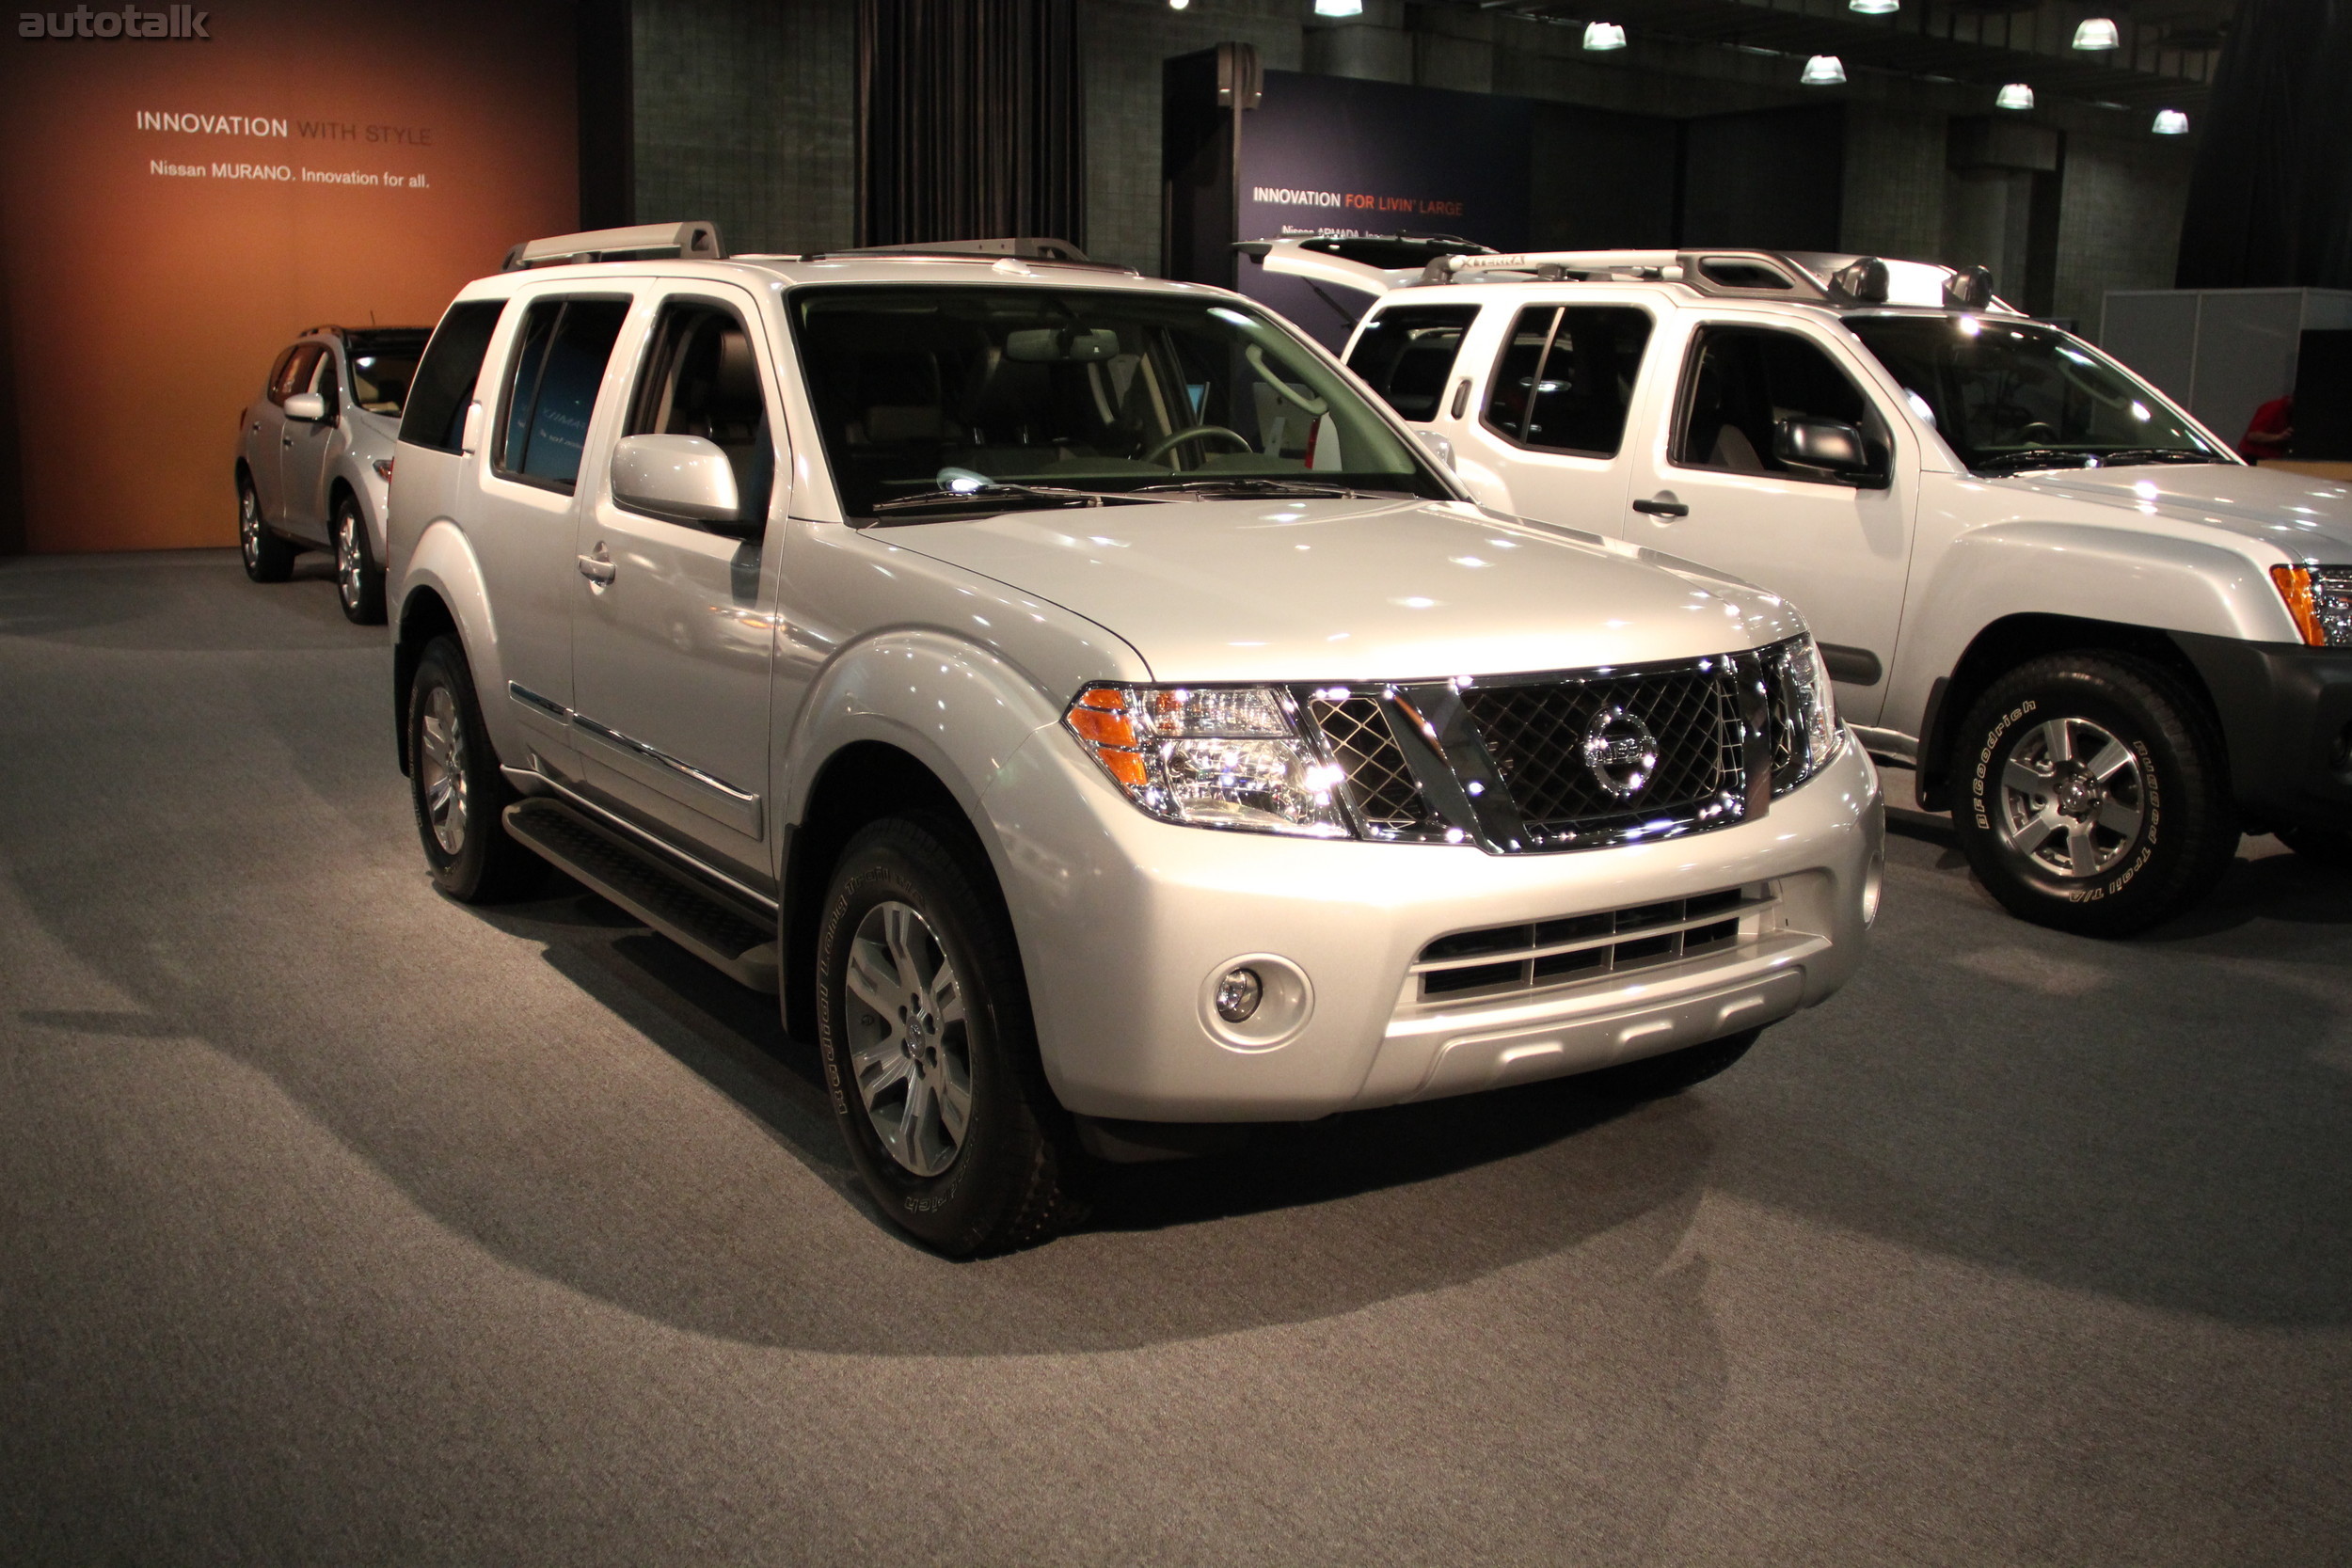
<box><xmin>780</xmin><ymin>627</ymin><xmax>1069</xmax><ymax>853</ymax></box>
<box><xmin>393</xmin><ymin>519</ymin><xmax>501</xmax><ymax>768</ymax></box>
<box><xmin>1891</xmin><ymin>520</ymin><xmax>2292</xmax><ymax>736</ymax></box>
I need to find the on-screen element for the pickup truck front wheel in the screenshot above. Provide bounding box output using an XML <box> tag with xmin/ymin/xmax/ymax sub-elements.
<box><xmin>816</xmin><ymin>816</ymin><xmax>1089</xmax><ymax>1256</ymax></box>
<box><xmin>1953</xmin><ymin>653</ymin><xmax>2235</xmax><ymax>937</ymax></box>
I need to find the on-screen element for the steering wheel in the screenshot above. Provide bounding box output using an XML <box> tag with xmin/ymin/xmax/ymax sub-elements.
<box><xmin>2018</xmin><ymin>420</ymin><xmax>2059</xmax><ymax>444</ymax></box>
<box><xmin>1143</xmin><ymin>424</ymin><xmax>1254</xmax><ymax>466</ymax></box>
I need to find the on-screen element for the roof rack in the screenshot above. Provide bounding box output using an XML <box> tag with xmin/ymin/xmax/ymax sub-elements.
<box><xmin>501</xmin><ymin>220</ymin><xmax>725</xmax><ymax>271</ymax></box>
<box><xmin>795</xmin><ymin>237</ymin><xmax>1135</xmax><ymax>274</ymax></box>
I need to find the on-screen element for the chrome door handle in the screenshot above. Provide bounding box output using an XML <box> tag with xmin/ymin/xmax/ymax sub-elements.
<box><xmin>578</xmin><ymin>549</ymin><xmax>615</xmax><ymax>585</ymax></box>
<box><xmin>1631</xmin><ymin>495</ymin><xmax>1689</xmax><ymax>517</ymax></box>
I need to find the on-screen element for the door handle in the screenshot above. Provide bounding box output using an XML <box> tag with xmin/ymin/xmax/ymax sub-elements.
<box><xmin>578</xmin><ymin>547</ymin><xmax>616</xmax><ymax>585</ymax></box>
<box><xmin>1631</xmin><ymin>494</ymin><xmax>1689</xmax><ymax>517</ymax></box>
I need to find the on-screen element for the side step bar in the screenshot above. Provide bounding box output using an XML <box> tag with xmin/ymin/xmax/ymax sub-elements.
<box><xmin>503</xmin><ymin>799</ymin><xmax>780</xmax><ymax>992</ymax></box>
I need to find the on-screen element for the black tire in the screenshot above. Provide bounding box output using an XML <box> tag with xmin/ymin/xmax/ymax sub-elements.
<box><xmin>238</xmin><ymin>477</ymin><xmax>294</xmax><ymax>583</ymax></box>
<box><xmin>2276</xmin><ymin>822</ymin><xmax>2352</xmax><ymax>873</ymax></box>
<box><xmin>1587</xmin><ymin>1027</ymin><xmax>1759</xmax><ymax>1101</ymax></box>
<box><xmin>1951</xmin><ymin>653</ymin><xmax>2236</xmax><ymax>937</ymax></box>
<box><xmin>405</xmin><ymin>636</ymin><xmax>548</xmax><ymax>903</ymax></box>
<box><xmin>333</xmin><ymin>494</ymin><xmax>386</xmax><ymax>625</ymax></box>
<box><xmin>814</xmin><ymin>816</ymin><xmax>1089</xmax><ymax>1256</ymax></box>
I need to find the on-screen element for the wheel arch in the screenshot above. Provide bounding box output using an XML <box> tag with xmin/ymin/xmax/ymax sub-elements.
<box><xmin>781</xmin><ymin>740</ymin><xmax>988</xmax><ymax>1044</ymax></box>
<box><xmin>1915</xmin><ymin>612</ymin><xmax>2221</xmax><ymax>810</ymax></box>
<box><xmin>392</xmin><ymin>584</ymin><xmax>461</xmax><ymax>775</ymax></box>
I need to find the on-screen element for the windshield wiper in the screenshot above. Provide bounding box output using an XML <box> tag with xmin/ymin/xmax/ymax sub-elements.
<box><xmin>1972</xmin><ymin>449</ymin><xmax>2094</xmax><ymax>475</ymax></box>
<box><xmin>2088</xmin><ymin>447</ymin><xmax>2218</xmax><ymax>467</ymax></box>
<box><xmin>867</xmin><ymin>480</ymin><xmax>1171</xmax><ymax>521</ymax></box>
<box><xmin>1132</xmin><ymin>477</ymin><xmax>1368</xmax><ymax>499</ymax></box>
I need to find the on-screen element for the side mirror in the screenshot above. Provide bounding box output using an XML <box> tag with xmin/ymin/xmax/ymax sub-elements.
<box><xmin>283</xmin><ymin>391</ymin><xmax>329</xmax><ymax>422</ymax></box>
<box><xmin>1417</xmin><ymin>429</ymin><xmax>1457</xmax><ymax>472</ymax></box>
<box><xmin>611</xmin><ymin>434</ymin><xmax>748</xmax><ymax>531</ymax></box>
<box><xmin>1774</xmin><ymin>417</ymin><xmax>1874</xmax><ymax>477</ymax></box>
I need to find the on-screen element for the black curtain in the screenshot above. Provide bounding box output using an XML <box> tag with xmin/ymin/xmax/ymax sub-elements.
<box><xmin>856</xmin><ymin>0</ymin><xmax>1085</xmax><ymax>249</ymax></box>
<box><xmin>2176</xmin><ymin>0</ymin><xmax>2352</xmax><ymax>288</ymax></box>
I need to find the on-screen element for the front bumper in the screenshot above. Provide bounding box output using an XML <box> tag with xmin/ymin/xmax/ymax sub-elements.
<box><xmin>981</xmin><ymin>727</ymin><xmax>1883</xmax><ymax>1121</ymax></box>
<box><xmin>2175</xmin><ymin>634</ymin><xmax>2352</xmax><ymax>834</ymax></box>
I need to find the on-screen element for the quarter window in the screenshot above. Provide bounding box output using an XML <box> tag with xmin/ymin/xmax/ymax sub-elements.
<box><xmin>625</xmin><ymin>299</ymin><xmax>774</xmax><ymax>527</ymax></box>
<box><xmin>1673</xmin><ymin>325</ymin><xmax>1888</xmax><ymax>482</ymax></box>
<box><xmin>1482</xmin><ymin>306</ymin><xmax>1652</xmax><ymax>458</ymax></box>
<box><xmin>399</xmin><ymin>299</ymin><xmax>507</xmax><ymax>453</ymax></box>
<box><xmin>1345</xmin><ymin>305</ymin><xmax>1478</xmax><ymax>422</ymax></box>
<box><xmin>495</xmin><ymin>297</ymin><xmax>630</xmax><ymax>490</ymax></box>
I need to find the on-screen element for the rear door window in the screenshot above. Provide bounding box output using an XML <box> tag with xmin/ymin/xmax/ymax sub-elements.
<box><xmin>1486</xmin><ymin>306</ymin><xmax>1652</xmax><ymax>457</ymax></box>
<box><xmin>494</xmin><ymin>298</ymin><xmax>631</xmax><ymax>491</ymax></box>
<box><xmin>1345</xmin><ymin>305</ymin><xmax>1479</xmax><ymax>421</ymax></box>
<box><xmin>399</xmin><ymin>299</ymin><xmax>508</xmax><ymax>453</ymax></box>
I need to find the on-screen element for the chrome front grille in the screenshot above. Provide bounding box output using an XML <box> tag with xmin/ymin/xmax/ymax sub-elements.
<box><xmin>1458</xmin><ymin>666</ymin><xmax>1738</xmax><ymax>840</ymax></box>
<box><xmin>1413</xmin><ymin>886</ymin><xmax>1766</xmax><ymax>1003</ymax></box>
<box><xmin>1306</xmin><ymin>693</ymin><xmax>1438</xmax><ymax>834</ymax></box>
<box><xmin>1293</xmin><ymin>649</ymin><xmax>1774</xmax><ymax>854</ymax></box>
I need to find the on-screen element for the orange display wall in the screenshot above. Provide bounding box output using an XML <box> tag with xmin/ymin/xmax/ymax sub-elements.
<box><xmin>0</xmin><ymin>1</ymin><xmax>577</xmax><ymax>553</ymax></box>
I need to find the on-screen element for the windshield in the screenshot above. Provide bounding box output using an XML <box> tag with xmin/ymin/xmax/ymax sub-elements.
<box><xmin>1844</xmin><ymin>314</ymin><xmax>2227</xmax><ymax>473</ymax></box>
<box><xmin>791</xmin><ymin>285</ymin><xmax>1454</xmax><ymax>518</ymax></box>
<box><xmin>345</xmin><ymin>330</ymin><xmax>429</xmax><ymax>415</ymax></box>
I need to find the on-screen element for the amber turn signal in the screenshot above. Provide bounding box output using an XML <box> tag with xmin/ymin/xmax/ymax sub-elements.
<box><xmin>2272</xmin><ymin>564</ymin><xmax>2326</xmax><ymax>647</ymax></box>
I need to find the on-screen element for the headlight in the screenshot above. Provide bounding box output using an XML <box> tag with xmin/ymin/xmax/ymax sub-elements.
<box><xmin>1064</xmin><ymin>685</ymin><xmax>1350</xmax><ymax>837</ymax></box>
<box><xmin>1769</xmin><ymin>635</ymin><xmax>1842</xmax><ymax>792</ymax></box>
<box><xmin>2273</xmin><ymin>565</ymin><xmax>2352</xmax><ymax>647</ymax></box>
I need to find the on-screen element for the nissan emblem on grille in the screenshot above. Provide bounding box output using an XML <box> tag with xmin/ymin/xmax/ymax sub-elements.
<box><xmin>1581</xmin><ymin>705</ymin><xmax>1659</xmax><ymax>800</ymax></box>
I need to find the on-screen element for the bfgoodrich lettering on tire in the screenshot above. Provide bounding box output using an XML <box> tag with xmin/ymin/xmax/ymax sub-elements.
<box><xmin>815</xmin><ymin>816</ymin><xmax>1089</xmax><ymax>1256</ymax></box>
<box><xmin>1952</xmin><ymin>652</ymin><xmax>2235</xmax><ymax>937</ymax></box>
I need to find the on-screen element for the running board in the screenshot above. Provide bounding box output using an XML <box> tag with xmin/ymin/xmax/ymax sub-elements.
<box><xmin>503</xmin><ymin>799</ymin><xmax>780</xmax><ymax>992</ymax></box>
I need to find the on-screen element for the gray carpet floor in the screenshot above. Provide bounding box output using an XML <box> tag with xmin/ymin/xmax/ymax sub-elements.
<box><xmin>3</xmin><ymin>548</ymin><xmax>2349</xmax><ymax>1565</ymax></box>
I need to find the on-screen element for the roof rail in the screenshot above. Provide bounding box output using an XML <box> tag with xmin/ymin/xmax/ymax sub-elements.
<box><xmin>1409</xmin><ymin>245</ymin><xmax>2021</xmax><ymax>312</ymax></box>
<box><xmin>811</xmin><ymin>237</ymin><xmax>1094</xmax><ymax>263</ymax></box>
<box><xmin>297</xmin><ymin>324</ymin><xmax>346</xmax><ymax>339</ymax></box>
<box><xmin>501</xmin><ymin>220</ymin><xmax>725</xmax><ymax>272</ymax></box>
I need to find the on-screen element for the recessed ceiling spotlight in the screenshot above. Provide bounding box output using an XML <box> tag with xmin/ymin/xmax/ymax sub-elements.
<box><xmin>1312</xmin><ymin>0</ymin><xmax>1364</xmax><ymax>15</ymax></box>
<box><xmin>2072</xmin><ymin>17</ymin><xmax>2120</xmax><ymax>49</ymax></box>
<box><xmin>1850</xmin><ymin>0</ymin><xmax>1899</xmax><ymax>15</ymax></box>
<box><xmin>1995</xmin><ymin>82</ymin><xmax>2035</xmax><ymax>109</ymax></box>
<box><xmin>1801</xmin><ymin>54</ymin><xmax>1847</xmax><ymax>85</ymax></box>
<box><xmin>2153</xmin><ymin>108</ymin><xmax>2190</xmax><ymax>134</ymax></box>
<box><xmin>1583</xmin><ymin>20</ymin><xmax>1627</xmax><ymax>49</ymax></box>
<box><xmin>1168</xmin><ymin>0</ymin><xmax>1188</xmax><ymax>8</ymax></box>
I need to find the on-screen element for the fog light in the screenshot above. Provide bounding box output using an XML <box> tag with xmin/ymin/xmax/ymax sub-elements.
<box><xmin>1215</xmin><ymin>967</ymin><xmax>1263</xmax><ymax>1022</ymax></box>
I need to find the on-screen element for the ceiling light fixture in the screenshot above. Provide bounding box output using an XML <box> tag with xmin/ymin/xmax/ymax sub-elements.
<box><xmin>1312</xmin><ymin>0</ymin><xmax>1364</xmax><ymax>15</ymax></box>
<box><xmin>1800</xmin><ymin>54</ymin><xmax>1847</xmax><ymax>85</ymax></box>
<box><xmin>2072</xmin><ymin>17</ymin><xmax>2120</xmax><ymax>49</ymax></box>
<box><xmin>1168</xmin><ymin>0</ymin><xmax>1188</xmax><ymax>8</ymax></box>
<box><xmin>1850</xmin><ymin>0</ymin><xmax>1899</xmax><ymax>14</ymax></box>
<box><xmin>1995</xmin><ymin>82</ymin><xmax>2035</xmax><ymax>109</ymax></box>
<box><xmin>1582</xmin><ymin>20</ymin><xmax>1627</xmax><ymax>49</ymax></box>
<box><xmin>2153</xmin><ymin>108</ymin><xmax>2189</xmax><ymax>134</ymax></box>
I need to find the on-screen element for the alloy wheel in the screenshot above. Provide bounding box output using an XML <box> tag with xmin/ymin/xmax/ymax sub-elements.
<box><xmin>239</xmin><ymin>488</ymin><xmax>261</xmax><ymax>569</ymax></box>
<box><xmin>1994</xmin><ymin>715</ymin><xmax>2146</xmax><ymax>879</ymax></box>
<box><xmin>416</xmin><ymin>684</ymin><xmax>469</xmax><ymax>856</ymax></box>
<box><xmin>842</xmin><ymin>899</ymin><xmax>973</xmax><ymax>1178</ymax></box>
<box><xmin>336</xmin><ymin>514</ymin><xmax>363</xmax><ymax>611</ymax></box>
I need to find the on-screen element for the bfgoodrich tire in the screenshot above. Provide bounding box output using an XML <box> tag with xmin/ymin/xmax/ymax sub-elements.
<box><xmin>815</xmin><ymin>816</ymin><xmax>1089</xmax><ymax>1257</ymax></box>
<box><xmin>405</xmin><ymin>636</ymin><xmax>548</xmax><ymax>903</ymax></box>
<box><xmin>1951</xmin><ymin>653</ymin><xmax>2236</xmax><ymax>937</ymax></box>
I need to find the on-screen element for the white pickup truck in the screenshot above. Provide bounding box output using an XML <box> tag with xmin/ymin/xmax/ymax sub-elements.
<box><xmin>1268</xmin><ymin>241</ymin><xmax>2352</xmax><ymax>935</ymax></box>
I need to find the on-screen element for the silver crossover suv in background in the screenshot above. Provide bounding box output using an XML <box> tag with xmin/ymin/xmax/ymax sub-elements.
<box><xmin>235</xmin><ymin>325</ymin><xmax>430</xmax><ymax>623</ymax></box>
<box><xmin>387</xmin><ymin>224</ymin><xmax>1884</xmax><ymax>1255</ymax></box>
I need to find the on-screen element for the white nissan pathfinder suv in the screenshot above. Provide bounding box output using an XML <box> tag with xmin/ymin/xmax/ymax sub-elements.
<box><xmin>386</xmin><ymin>224</ymin><xmax>1882</xmax><ymax>1254</ymax></box>
<box><xmin>1281</xmin><ymin>242</ymin><xmax>2352</xmax><ymax>934</ymax></box>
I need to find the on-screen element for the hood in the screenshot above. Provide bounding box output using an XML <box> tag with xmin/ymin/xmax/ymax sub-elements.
<box><xmin>2007</xmin><ymin>463</ymin><xmax>2352</xmax><ymax>562</ymax></box>
<box><xmin>886</xmin><ymin>496</ymin><xmax>1804</xmax><ymax>683</ymax></box>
